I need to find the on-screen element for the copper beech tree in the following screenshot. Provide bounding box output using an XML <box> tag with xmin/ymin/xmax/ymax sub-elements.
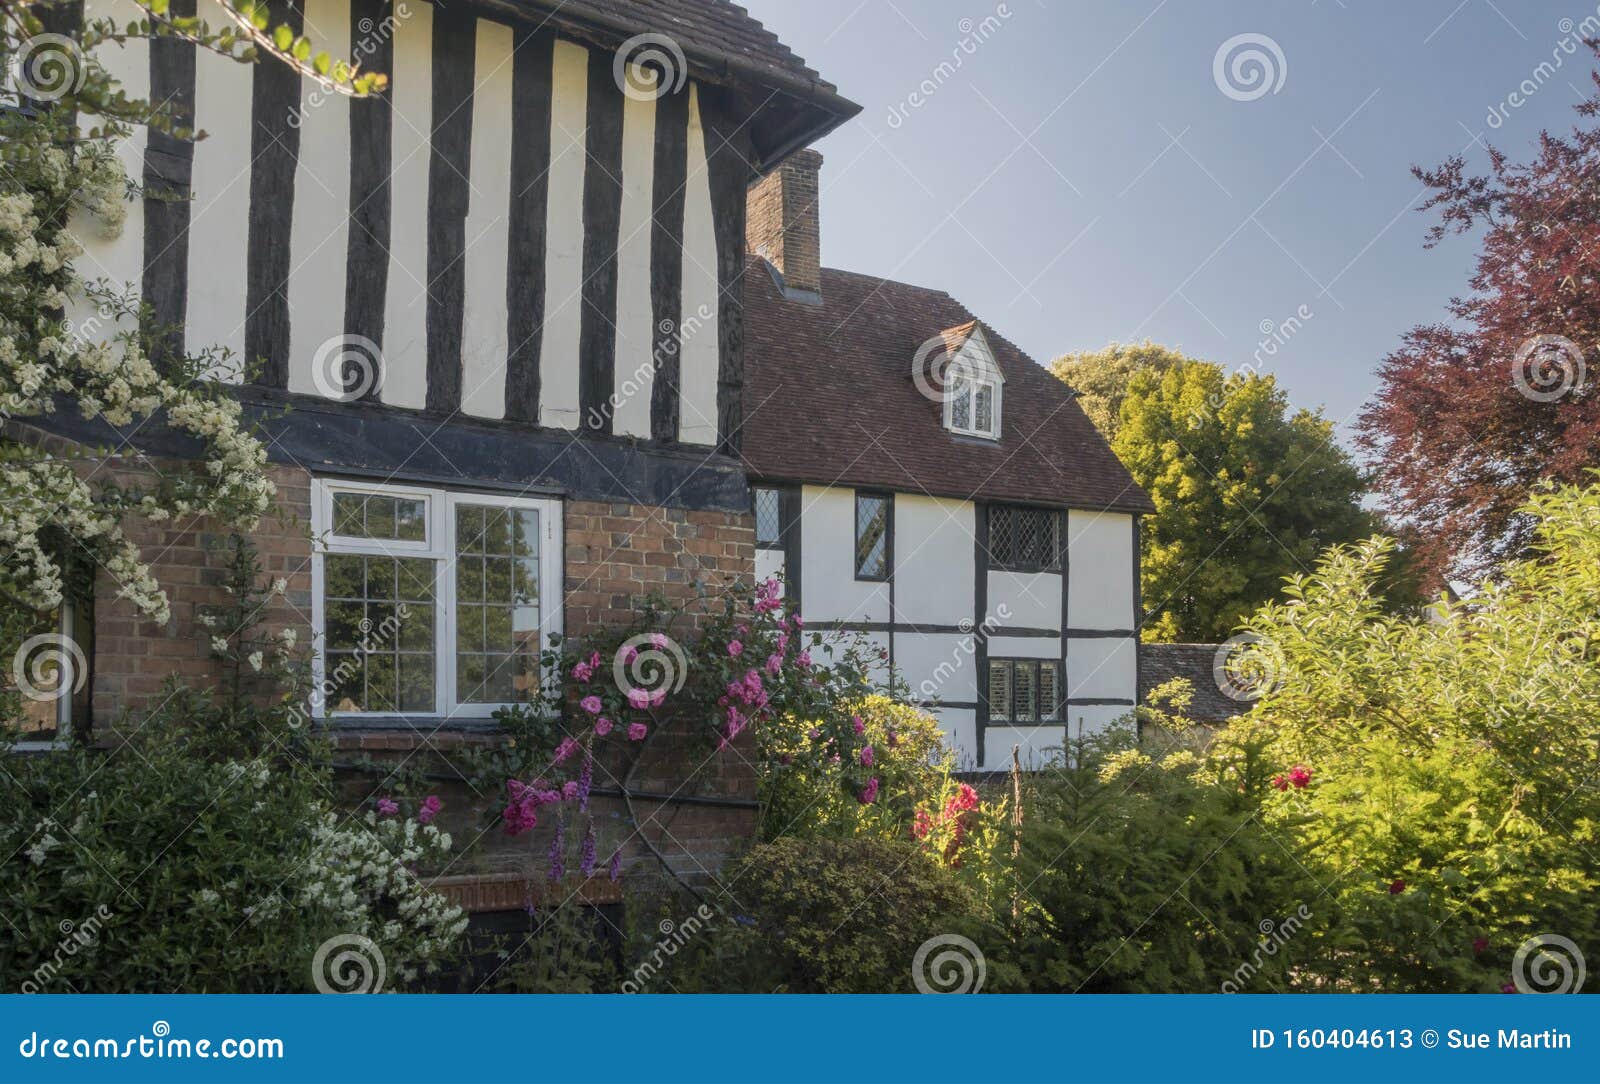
<box><xmin>1360</xmin><ymin>51</ymin><xmax>1600</xmax><ymax>585</ymax></box>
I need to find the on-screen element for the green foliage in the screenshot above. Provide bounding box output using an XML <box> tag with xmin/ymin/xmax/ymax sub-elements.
<box><xmin>1011</xmin><ymin>723</ymin><xmax>1312</xmax><ymax>992</ymax></box>
<box><xmin>1233</xmin><ymin>480</ymin><xmax>1600</xmax><ymax>990</ymax></box>
<box><xmin>1050</xmin><ymin>340</ymin><xmax>1190</xmax><ymax>442</ymax></box>
<box><xmin>1111</xmin><ymin>359</ymin><xmax>1378</xmax><ymax>641</ymax></box>
<box><xmin>471</xmin><ymin>905</ymin><xmax>620</xmax><ymax>993</ymax></box>
<box><xmin>720</xmin><ymin>837</ymin><xmax>1002</xmax><ymax>993</ymax></box>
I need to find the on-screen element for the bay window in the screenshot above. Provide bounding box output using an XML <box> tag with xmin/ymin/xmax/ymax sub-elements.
<box><xmin>311</xmin><ymin>480</ymin><xmax>561</xmax><ymax>720</ymax></box>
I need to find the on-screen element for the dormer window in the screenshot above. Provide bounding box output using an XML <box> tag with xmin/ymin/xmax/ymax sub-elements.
<box><xmin>936</xmin><ymin>324</ymin><xmax>1003</xmax><ymax>440</ymax></box>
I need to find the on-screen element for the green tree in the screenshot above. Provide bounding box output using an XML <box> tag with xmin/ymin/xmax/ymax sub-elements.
<box><xmin>1050</xmin><ymin>341</ymin><xmax>1190</xmax><ymax>442</ymax></box>
<box><xmin>1112</xmin><ymin>361</ymin><xmax>1374</xmax><ymax>641</ymax></box>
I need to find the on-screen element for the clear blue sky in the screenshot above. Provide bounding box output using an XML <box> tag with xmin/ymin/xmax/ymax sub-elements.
<box><xmin>740</xmin><ymin>0</ymin><xmax>1593</xmax><ymax>447</ymax></box>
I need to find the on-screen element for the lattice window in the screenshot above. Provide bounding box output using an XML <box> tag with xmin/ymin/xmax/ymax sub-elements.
<box><xmin>988</xmin><ymin>504</ymin><xmax>1060</xmax><ymax>572</ymax></box>
<box><xmin>855</xmin><ymin>493</ymin><xmax>890</xmax><ymax>580</ymax></box>
<box><xmin>754</xmin><ymin>486</ymin><xmax>782</xmax><ymax>547</ymax></box>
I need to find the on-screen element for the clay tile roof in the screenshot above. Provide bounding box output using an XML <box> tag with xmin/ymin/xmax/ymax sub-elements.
<box><xmin>742</xmin><ymin>259</ymin><xmax>1156</xmax><ymax>515</ymax></box>
<box><xmin>1137</xmin><ymin>643</ymin><xmax>1244</xmax><ymax>725</ymax></box>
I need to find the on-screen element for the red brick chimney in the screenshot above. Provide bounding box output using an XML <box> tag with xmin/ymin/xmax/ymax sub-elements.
<box><xmin>746</xmin><ymin>148</ymin><xmax>823</xmax><ymax>298</ymax></box>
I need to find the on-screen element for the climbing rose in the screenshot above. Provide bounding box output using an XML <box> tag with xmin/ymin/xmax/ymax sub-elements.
<box><xmin>554</xmin><ymin>737</ymin><xmax>580</xmax><ymax>763</ymax></box>
<box><xmin>765</xmin><ymin>653</ymin><xmax>782</xmax><ymax>675</ymax></box>
<box><xmin>858</xmin><ymin>777</ymin><xmax>880</xmax><ymax>804</ymax></box>
<box><xmin>562</xmin><ymin>780</ymin><xmax>580</xmax><ymax>802</ymax></box>
<box><xmin>594</xmin><ymin>717</ymin><xmax>613</xmax><ymax>736</ymax></box>
<box><xmin>1271</xmin><ymin>775</ymin><xmax>1289</xmax><ymax>792</ymax></box>
<box><xmin>376</xmin><ymin>798</ymin><xmax>399</xmax><ymax>817</ymax></box>
<box><xmin>859</xmin><ymin>745</ymin><xmax>875</xmax><ymax>767</ymax></box>
<box><xmin>1287</xmin><ymin>764</ymin><xmax>1313</xmax><ymax>789</ymax></box>
<box><xmin>628</xmin><ymin>722</ymin><xmax>648</xmax><ymax>741</ymax></box>
<box><xmin>580</xmin><ymin>695</ymin><xmax>603</xmax><ymax>715</ymax></box>
<box><xmin>417</xmin><ymin>795</ymin><xmax>442</xmax><ymax>825</ymax></box>
<box><xmin>727</xmin><ymin>640</ymin><xmax>743</xmax><ymax>657</ymax></box>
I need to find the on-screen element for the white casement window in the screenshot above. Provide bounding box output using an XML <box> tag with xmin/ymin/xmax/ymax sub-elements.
<box><xmin>945</xmin><ymin>368</ymin><xmax>1000</xmax><ymax>439</ymax></box>
<box><xmin>310</xmin><ymin>480</ymin><xmax>562</xmax><ymax>720</ymax></box>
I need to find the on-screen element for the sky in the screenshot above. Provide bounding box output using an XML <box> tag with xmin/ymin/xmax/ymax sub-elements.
<box><xmin>737</xmin><ymin>0</ymin><xmax>1597</xmax><ymax>449</ymax></box>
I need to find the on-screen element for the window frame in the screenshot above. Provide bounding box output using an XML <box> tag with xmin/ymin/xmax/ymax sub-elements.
<box><xmin>310</xmin><ymin>479</ymin><xmax>563</xmax><ymax>722</ymax></box>
<box><xmin>985</xmin><ymin>658</ymin><xmax>1061</xmax><ymax>726</ymax></box>
<box><xmin>853</xmin><ymin>490</ymin><xmax>893</xmax><ymax>582</ymax></box>
<box><xmin>8</xmin><ymin>599</ymin><xmax>86</xmax><ymax>753</ymax></box>
<box><xmin>944</xmin><ymin>369</ymin><xmax>1001</xmax><ymax>440</ymax></box>
<box><xmin>986</xmin><ymin>503</ymin><xmax>1062</xmax><ymax>573</ymax></box>
<box><xmin>753</xmin><ymin>485</ymin><xmax>783</xmax><ymax>551</ymax></box>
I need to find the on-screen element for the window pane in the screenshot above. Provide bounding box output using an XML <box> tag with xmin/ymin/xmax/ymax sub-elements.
<box><xmin>1014</xmin><ymin>662</ymin><xmax>1037</xmax><ymax>723</ymax></box>
<box><xmin>975</xmin><ymin>383</ymin><xmax>994</xmax><ymax>434</ymax></box>
<box><xmin>950</xmin><ymin>378</ymin><xmax>972</xmax><ymax>430</ymax></box>
<box><xmin>987</xmin><ymin>505</ymin><xmax>1060</xmax><ymax>572</ymax></box>
<box><xmin>987</xmin><ymin>660</ymin><xmax>1012</xmax><ymax>722</ymax></box>
<box><xmin>1039</xmin><ymin>662</ymin><xmax>1059</xmax><ymax>722</ymax></box>
<box><xmin>321</xmin><ymin>554</ymin><xmax>437</xmax><ymax>713</ymax></box>
<box><xmin>455</xmin><ymin>504</ymin><xmax>541</xmax><ymax>704</ymax></box>
<box><xmin>754</xmin><ymin>487</ymin><xmax>781</xmax><ymax>545</ymax></box>
<box><xmin>331</xmin><ymin>493</ymin><xmax>426</xmax><ymax>541</ymax></box>
<box><xmin>855</xmin><ymin>495</ymin><xmax>889</xmax><ymax>579</ymax></box>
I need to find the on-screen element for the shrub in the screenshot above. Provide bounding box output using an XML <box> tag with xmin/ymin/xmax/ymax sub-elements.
<box><xmin>1011</xmin><ymin>723</ymin><xmax>1313</xmax><ymax>993</ymax></box>
<box><xmin>1230</xmin><ymin>480</ymin><xmax>1600</xmax><ymax>990</ymax></box>
<box><xmin>720</xmin><ymin>836</ymin><xmax>1002</xmax><ymax>993</ymax></box>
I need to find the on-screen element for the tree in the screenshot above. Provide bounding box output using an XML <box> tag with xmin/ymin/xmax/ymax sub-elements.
<box><xmin>1050</xmin><ymin>341</ymin><xmax>1189</xmax><ymax>442</ymax></box>
<box><xmin>1359</xmin><ymin>50</ymin><xmax>1600</xmax><ymax>585</ymax></box>
<box><xmin>1112</xmin><ymin>360</ymin><xmax>1375</xmax><ymax>641</ymax></box>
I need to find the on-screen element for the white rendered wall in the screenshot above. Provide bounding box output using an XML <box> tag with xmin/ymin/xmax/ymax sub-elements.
<box><xmin>1067</xmin><ymin>510</ymin><xmax>1135</xmax><ymax>630</ymax></box>
<box><xmin>892</xmin><ymin>496</ymin><xmax>973</xmax><ymax>626</ymax></box>
<box><xmin>459</xmin><ymin>17</ymin><xmax>515</xmax><ymax>420</ymax></box>
<box><xmin>798</xmin><ymin>486</ymin><xmax>890</xmax><ymax>623</ymax></box>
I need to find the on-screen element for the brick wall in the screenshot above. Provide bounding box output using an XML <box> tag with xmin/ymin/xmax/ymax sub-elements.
<box><xmin>89</xmin><ymin>463</ymin><xmax>314</xmax><ymax>726</ymax></box>
<box><xmin>564</xmin><ymin>500</ymin><xmax>755</xmax><ymax>636</ymax></box>
<box><xmin>745</xmin><ymin>148</ymin><xmax>823</xmax><ymax>296</ymax></box>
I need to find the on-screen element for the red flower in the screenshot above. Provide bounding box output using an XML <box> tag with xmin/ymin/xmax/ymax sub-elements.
<box><xmin>1271</xmin><ymin>774</ymin><xmax>1289</xmax><ymax>792</ymax></box>
<box><xmin>1473</xmin><ymin>937</ymin><xmax>1489</xmax><ymax>955</ymax></box>
<box><xmin>1287</xmin><ymin>764</ymin><xmax>1312</xmax><ymax>789</ymax></box>
<box><xmin>1388</xmin><ymin>878</ymin><xmax>1407</xmax><ymax>895</ymax></box>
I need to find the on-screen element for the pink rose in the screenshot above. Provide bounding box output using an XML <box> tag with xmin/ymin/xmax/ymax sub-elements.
<box><xmin>765</xmin><ymin>653</ymin><xmax>782</xmax><ymax>675</ymax></box>
<box><xmin>376</xmin><ymin>797</ymin><xmax>399</xmax><ymax>817</ymax></box>
<box><xmin>622</xmin><ymin>645</ymin><xmax>638</xmax><ymax>664</ymax></box>
<box><xmin>595</xmin><ymin>717</ymin><xmax>613</xmax><ymax>736</ymax></box>
<box><xmin>417</xmin><ymin>795</ymin><xmax>442</xmax><ymax>825</ymax></box>
<box><xmin>628</xmin><ymin>722</ymin><xmax>648</xmax><ymax>741</ymax></box>
<box><xmin>727</xmin><ymin>640</ymin><xmax>743</xmax><ymax>657</ymax></box>
<box><xmin>580</xmin><ymin>695</ymin><xmax>603</xmax><ymax>715</ymax></box>
<box><xmin>649</xmin><ymin>632</ymin><xmax>668</xmax><ymax>650</ymax></box>
<box><xmin>554</xmin><ymin>737</ymin><xmax>580</xmax><ymax>763</ymax></box>
<box><xmin>852</xmin><ymin>715</ymin><xmax>865</xmax><ymax>735</ymax></box>
<box><xmin>858</xmin><ymin>777</ymin><xmax>879</xmax><ymax>804</ymax></box>
<box><xmin>562</xmin><ymin>780</ymin><xmax>580</xmax><ymax>802</ymax></box>
<box><xmin>860</xmin><ymin>745</ymin><xmax>875</xmax><ymax>767</ymax></box>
